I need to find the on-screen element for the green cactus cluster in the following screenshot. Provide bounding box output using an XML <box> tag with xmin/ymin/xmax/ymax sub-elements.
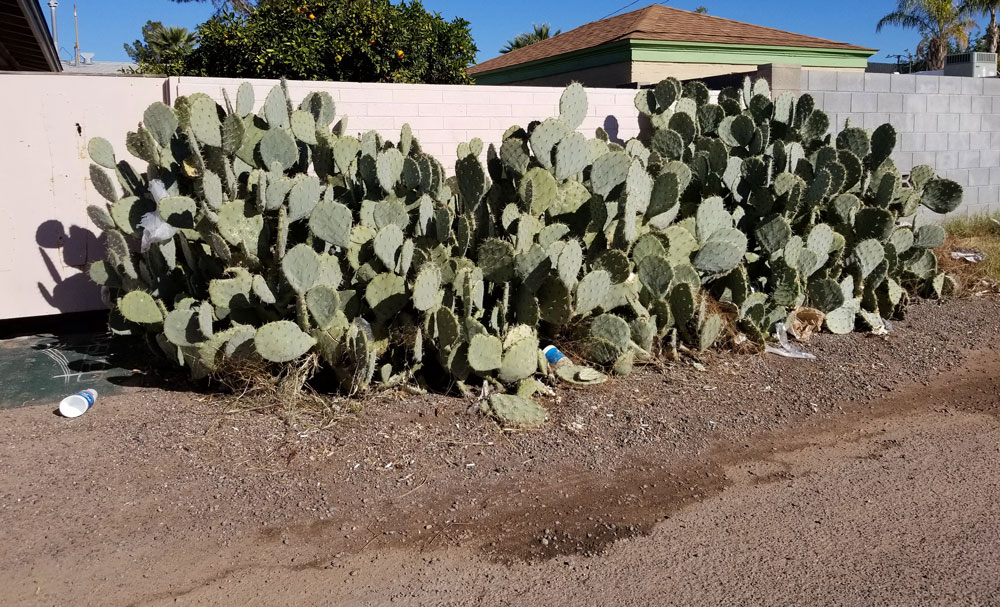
<box><xmin>86</xmin><ymin>76</ymin><xmax>961</xmax><ymax>399</ymax></box>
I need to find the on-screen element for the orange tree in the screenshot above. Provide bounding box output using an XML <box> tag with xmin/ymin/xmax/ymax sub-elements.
<box><xmin>184</xmin><ymin>0</ymin><xmax>477</xmax><ymax>83</ymax></box>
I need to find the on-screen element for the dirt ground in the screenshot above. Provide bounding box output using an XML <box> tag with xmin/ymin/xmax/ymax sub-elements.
<box><xmin>1</xmin><ymin>296</ymin><xmax>999</xmax><ymax>606</ymax></box>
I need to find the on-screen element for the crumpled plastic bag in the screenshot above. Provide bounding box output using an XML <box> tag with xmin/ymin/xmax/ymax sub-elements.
<box><xmin>148</xmin><ymin>179</ymin><xmax>168</xmax><ymax>203</ymax></box>
<box><xmin>138</xmin><ymin>212</ymin><xmax>179</xmax><ymax>253</ymax></box>
<box><xmin>951</xmin><ymin>250</ymin><xmax>986</xmax><ymax>263</ymax></box>
<box><xmin>138</xmin><ymin>179</ymin><xmax>178</xmax><ymax>252</ymax></box>
<box><xmin>765</xmin><ymin>322</ymin><xmax>817</xmax><ymax>360</ymax></box>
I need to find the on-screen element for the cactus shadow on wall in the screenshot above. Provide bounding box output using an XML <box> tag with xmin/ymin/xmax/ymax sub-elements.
<box><xmin>35</xmin><ymin>220</ymin><xmax>106</xmax><ymax>314</ymax></box>
<box><xmin>601</xmin><ymin>115</ymin><xmax>625</xmax><ymax>146</ymax></box>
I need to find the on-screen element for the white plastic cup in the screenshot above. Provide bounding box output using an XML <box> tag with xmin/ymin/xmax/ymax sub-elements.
<box><xmin>59</xmin><ymin>389</ymin><xmax>97</xmax><ymax>418</ymax></box>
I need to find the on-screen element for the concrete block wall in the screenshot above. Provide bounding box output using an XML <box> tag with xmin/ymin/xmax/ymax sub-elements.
<box><xmin>3</xmin><ymin>70</ymin><xmax>997</xmax><ymax>319</ymax></box>
<box><xmin>800</xmin><ymin>70</ymin><xmax>1000</xmax><ymax>217</ymax></box>
<box><xmin>169</xmin><ymin>77</ymin><xmax>642</xmax><ymax>169</ymax></box>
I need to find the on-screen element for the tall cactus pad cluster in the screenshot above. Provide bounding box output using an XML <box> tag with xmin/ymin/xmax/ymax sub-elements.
<box><xmin>87</xmin><ymin>77</ymin><xmax>960</xmax><ymax>395</ymax></box>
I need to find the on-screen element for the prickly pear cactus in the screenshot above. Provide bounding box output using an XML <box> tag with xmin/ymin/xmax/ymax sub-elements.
<box><xmin>86</xmin><ymin>75</ymin><xmax>962</xmax><ymax>397</ymax></box>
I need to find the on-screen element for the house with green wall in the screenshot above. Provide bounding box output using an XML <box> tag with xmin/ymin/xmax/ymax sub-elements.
<box><xmin>468</xmin><ymin>4</ymin><xmax>876</xmax><ymax>87</ymax></box>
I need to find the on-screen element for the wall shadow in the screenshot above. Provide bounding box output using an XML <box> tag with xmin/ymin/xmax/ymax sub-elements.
<box><xmin>601</xmin><ymin>115</ymin><xmax>626</xmax><ymax>146</ymax></box>
<box><xmin>35</xmin><ymin>220</ymin><xmax>106</xmax><ymax>314</ymax></box>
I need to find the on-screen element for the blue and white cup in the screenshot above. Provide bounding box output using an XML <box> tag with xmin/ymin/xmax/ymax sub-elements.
<box><xmin>542</xmin><ymin>345</ymin><xmax>567</xmax><ymax>366</ymax></box>
<box><xmin>59</xmin><ymin>389</ymin><xmax>97</xmax><ymax>418</ymax></box>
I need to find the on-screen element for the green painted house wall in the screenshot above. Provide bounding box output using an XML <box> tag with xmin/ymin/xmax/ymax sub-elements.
<box><xmin>472</xmin><ymin>39</ymin><xmax>873</xmax><ymax>85</ymax></box>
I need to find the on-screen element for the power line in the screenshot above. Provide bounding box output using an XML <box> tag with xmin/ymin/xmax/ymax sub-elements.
<box><xmin>599</xmin><ymin>0</ymin><xmax>653</xmax><ymax>21</ymax></box>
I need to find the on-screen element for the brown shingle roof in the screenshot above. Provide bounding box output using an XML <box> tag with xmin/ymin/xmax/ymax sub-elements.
<box><xmin>469</xmin><ymin>4</ymin><xmax>874</xmax><ymax>75</ymax></box>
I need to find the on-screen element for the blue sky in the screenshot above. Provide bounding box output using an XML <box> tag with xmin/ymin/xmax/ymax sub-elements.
<box><xmin>39</xmin><ymin>0</ymin><xmax>994</xmax><ymax>66</ymax></box>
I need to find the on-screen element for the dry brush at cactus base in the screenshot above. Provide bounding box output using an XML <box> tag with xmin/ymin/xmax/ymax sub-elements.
<box><xmin>84</xmin><ymin>76</ymin><xmax>963</xmax><ymax>426</ymax></box>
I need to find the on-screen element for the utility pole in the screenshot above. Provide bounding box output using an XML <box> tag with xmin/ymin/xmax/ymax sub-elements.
<box><xmin>48</xmin><ymin>1</ymin><xmax>59</xmax><ymax>56</ymax></box>
<box><xmin>73</xmin><ymin>4</ymin><xmax>79</xmax><ymax>67</ymax></box>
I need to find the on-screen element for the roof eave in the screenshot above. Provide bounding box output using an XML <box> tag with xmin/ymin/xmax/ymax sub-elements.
<box><xmin>16</xmin><ymin>0</ymin><xmax>62</xmax><ymax>72</ymax></box>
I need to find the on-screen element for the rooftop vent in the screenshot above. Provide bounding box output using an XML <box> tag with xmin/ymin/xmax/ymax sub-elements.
<box><xmin>944</xmin><ymin>52</ymin><xmax>997</xmax><ymax>78</ymax></box>
<box><xmin>79</xmin><ymin>52</ymin><xmax>95</xmax><ymax>65</ymax></box>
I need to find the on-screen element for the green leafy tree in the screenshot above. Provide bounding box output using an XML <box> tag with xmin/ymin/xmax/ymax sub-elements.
<box><xmin>169</xmin><ymin>0</ymin><xmax>260</xmax><ymax>14</ymax></box>
<box><xmin>124</xmin><ymin>21</ymin><xmax>197</xmax><ymax>75</ymax></box>
<box><xmin>185</xmin><ymin>0</ymin><xmax>477</xmax><ymax>83</ymax></box>
<box><xmin>877</xmin><ymin>0</ymin><xmax>976</xmax><ymax>70</ymax></box>
<box><xmin>694</xmin><ymin>6</ymin><xmax>708</xmax><ymax>13</ymax></box>
<box><xmin>500</xmin><ymin>23</ymin><xmax>561</xmax><ymax>54</ymax></box>
<box><xmin>961</xmin><ymin>0</ymin><xmax>999</xmax><ymax>52</ymax></box>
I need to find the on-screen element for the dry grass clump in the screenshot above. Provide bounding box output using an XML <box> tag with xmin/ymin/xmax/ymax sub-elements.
<box><xmin>939</xmin><ymin>213</ymin><xmax>1000</xmax><ymax>295</ymax></box>
<box><xmin>211</xmin><ymin>354</ymin><xmax>356</xmax><ymax>429</ymax></box>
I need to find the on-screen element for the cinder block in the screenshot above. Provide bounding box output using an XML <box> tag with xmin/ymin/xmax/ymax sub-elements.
<box><xmin>990</xmin><ymin>166</ymin><xmax>1000</xmax><ymax>184</ymax></box>
<box><xmin>340</xmin><ymin>88</ymin><xmax>394</xmax><ymax>104</ymax></box>
<box><xmin>445</xmin><ymin>116</ymin><xmax>494</xmax><ymax>130</ymax></box>
<box><xmin>960</xmin><ymin>113</ymin><xmax>983</xmax><ymax>132</ymax></box>
<box><xmin>991</xmin><ymin>132</ymin><xmax>1000</xmax><ymax>149</ymax></box>
<box><xmin>393</xmin><ymin>115</ymin><xmax>443</xmax><ymax>130</ymax></box>
<box><xmin>969</xmin><ymin>167</ymin><xmax>991</xmax><ymax>186</ymax></box>
<box><xmin>979</xmin><ymin>184</ymin><xmax>1000</xmax><ymax>204</ymax></box>
<box><xmin>915</xmin><ymin>76</ymin><xmax>940</xmax><ymax>94</ymax></box>
<box><xmin>888</xmin><ymin>113</ymin><xmax>914</xmax><ymax>132</ymax></box>
<box><xmin>914</xmin><ymin>112</ymin><xmax>937</xmax><ymax>132</ymax></box>
<box><xmin>983</xmin><ymin>114</ymin><xmax>1000</xmax><ymax>131</ymax></box>
<box><xmin>926</xmin><ymin>94</ymin><xmax>949</xmax><ymax>112</ymax></box>
<box><xmin>902</xmin><ymin>94</ymin><xmax>926</xmax><ymax>113</ymax></box>
<box><xmin>864</xmin><ymin>73</ymin><xmax>891</xmax><ymax>92</ymax></box>
<box><xmin>892</xmin><ymin>152</ymin><xmax>913</xmax><ymax>171</ymax></box>
<box><xmin>336</xmin><ymin>102</ymin><xmax>370</xmax><ymax>117</ymax></box>
<box><xmin>417</xmin><ymin>129</ymin><xmax>469</xmax><ymax>144</ymax></box>
<box><xmin>890</xmin><ymin>74</ymin><xmax>916</xmax><ymax>93</ymax></box>
<box><xmin>949</xmin><ymin>132</ymin><xmax>971</xmax><ymax>151</ymax></box>
<box><xmin>937</xmin><ymin>151</ymin><xmax>959</xmax><ymax>170</ymax></box>
<box><xmin>508</xmin><ymin>104</ymin><xmax>545</xmax><ymax>117</ymax></box>
<box><xmin>820</xmin><ymin>91</ymin><xmax>851</xmax><ymax>113</ymax></box>
<box><xmin>981</xmin><ymin>149</ymin><xmax>1000</xmax><ymax>167</ymax></box>
<box><xmin>937</xmin><ymin>113</ymin><xmax>960</xmax><ymax>132</ymax></box>
<box><xmin>354</xmin><ymin>116</ymin><xmax>395</xmax><ymax>131</ymax></box>
<box><xmin>972</xmin><ymin>95</ymin><xmax>992</xmax><ymax>114</ymax></box>
<box><xmin>901</xmin><ymin>132</ymin><xmax>925</xmax><ymax>152</ymax></box>
<box><xmin>993</xmin><ymin>96</ymin><xmax>1000</xmax><ymax>114</ymax></box>
<box><xmin>925</xmin><ymin>132</ymin><xmax>949</xmax><ymax>151</ymax></box>
<box><xmin>392</xmin><ymin>89</ymin><xmax>443</xmax><ymax>104</ymax></box>
<box><xmin>837</xmin><ymin>71</ymin><xmax>865</xmax><ymax>92</ymax></box>
<box><xmin>948</xmin><ymin>169</ymin><xmax>969</xmax><ymax>186</ymax></box>
<box><xmin>466</xmin><ymin>104</ymin><xmax>512</xmax><ymax>117</ymax></box>
<box><xmin>960</xmin><ymin>150</ymin><xmax>981</xmax><ymax>168</ymax></box>
<box><xmin>877</xmin><ymin>93</ymin><xmax>903</xmax><ymax>113</ymax></box>
<box><xmin>419</xmin><ymin>103</ymin><xmax>469</xmax><ymax>117</ymax></box>
<box><xmin>851</xmin><ymin>92</ymin><xmax>878</xmax><ymax>112</ymax></box>
<box><xmin>808</xmin><ymin>70</ymin><xmax>838</xmax><ymax>91</ymax></box>
<box><xmin>984</xmin><ymin>78</ymin><xmax>1000</xmax><ymax>96</ymax></box>
<box><xmin>912</xmin><ymin>151</ymin><xmax>936</xmax><ymax>165</ymax></box>
<box><xmin>979</xmin><ymin>149</ymin><xmax>1000</xmax><ymax>169</ymax></box>
<box><xmin>963</xmin><ymin>186</ymin><xmax>980</xmax><ymax>205</ymax></box>
<box><xmin>808</xmin><ymin>91</ymin><xmax>825</xmax><ymax>107</ymax></box>
<box><xmin>971</xmin><ymin>131</ymin><xmax>992</xmax><ymax>151</ymax></box>
<box><xmin>367</xmin><ymin>102</ymin><xmax>419</xmax><ymax>116</ymax></box>
<box><xmin>949</xmin><ymin>95</ymin><xmax>972</xmax><ymax>113</ymax></box>
<box><xmin>962</xmin><ymin>77</ymin><xmax>984</xmax><ymax>95</ymax></box>
<box><xmin>938</xmin><ymin>76</ymin><xmax>964</xmax><ymax>94</ymax></box>
<box><xmin>863</xmin><ymin>112</ymin><xmax>889</xmax><ymax>129</ymax></box>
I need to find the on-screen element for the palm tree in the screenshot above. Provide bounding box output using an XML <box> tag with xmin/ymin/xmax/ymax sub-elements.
<box><xmin>500</xmin><ymin>23</ymin><xmax>561</xmax><ymax>54</ymax></box>
<box><xmin>148</xmin><ymin>25</ymin><xmax>198</xmax><ymax>56</ymax></box>
<box><xmin>962</xmin><ymin>0</ymin><xmax>999</xmax><ymax>52</ymax></box>
<box><xmin>877</xmin><ymin>0</ymin><xmax>976</xmax><ymax>70</ymax></box>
